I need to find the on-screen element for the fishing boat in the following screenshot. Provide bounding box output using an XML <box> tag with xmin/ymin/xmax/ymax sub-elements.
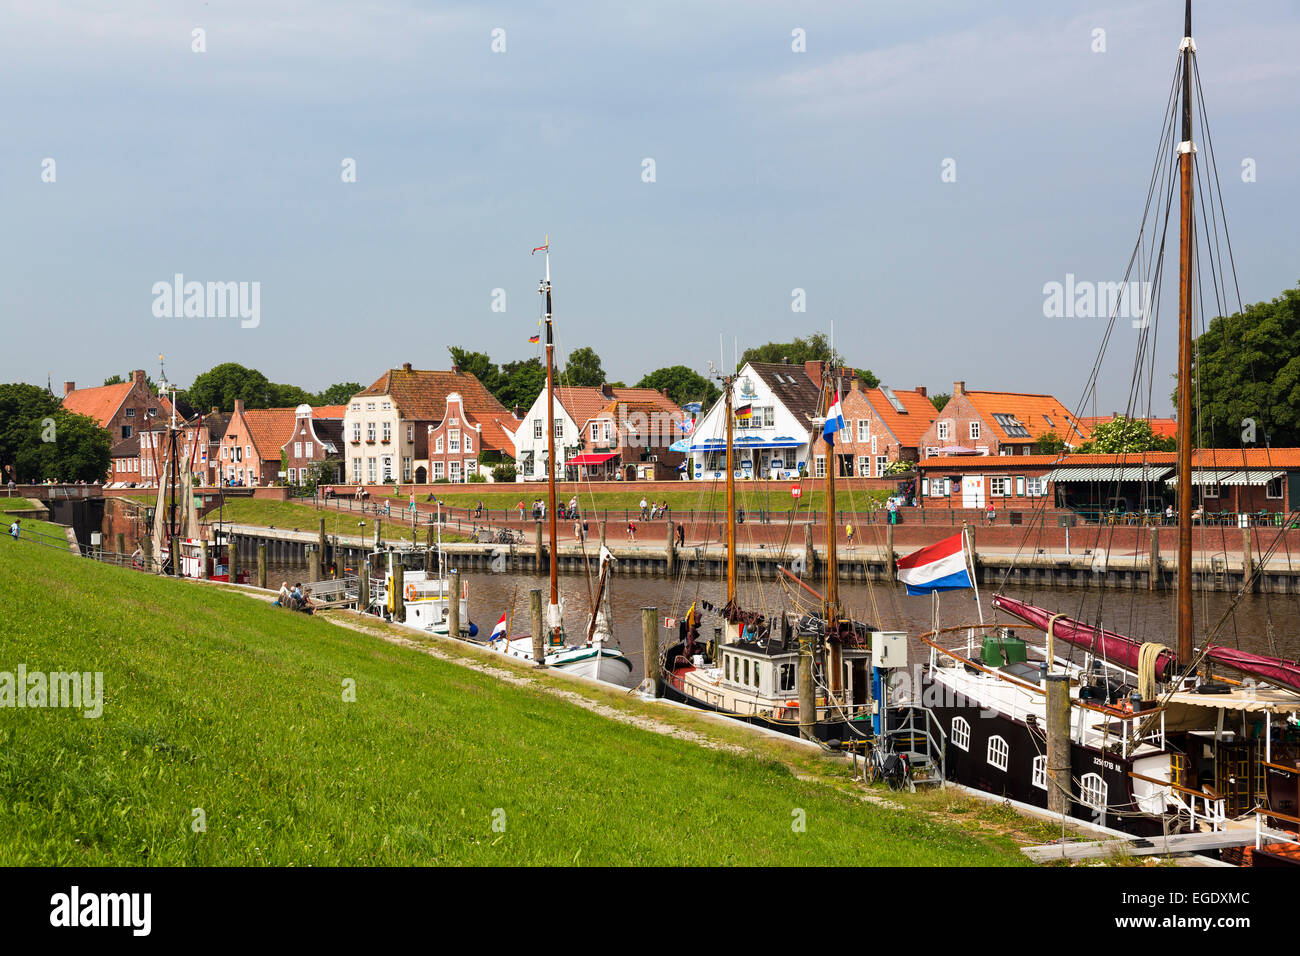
<box><xmin>914</xmin><ymin>2</ymin><xmax>1300</xmax><ymax>848</ymax></box>
<box><xmin>484</xmin><ymin>238</ymin><xmax>634</xmax><ymax>685</ymax></box>
<box><xmin>661</xmin><ymin>360</ymin><xmax>875</xmax><ymax>741</ymax></box>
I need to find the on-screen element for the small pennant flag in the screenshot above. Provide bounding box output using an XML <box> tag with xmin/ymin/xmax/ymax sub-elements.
<box><xmin>490</xmin><ymin>612</ymin><xmax>508</xmax><ymax>641</ymax></box>
<box><xmin>531</xmin><ymin>239</ymin><xmax>549</xmax><ymax>255</ymax></box>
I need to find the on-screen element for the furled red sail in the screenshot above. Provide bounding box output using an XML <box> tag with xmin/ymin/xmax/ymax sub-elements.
<box><xmin>992</xmin><ymin>595</ymin><xmax>1300</xmax><ymax>695</ymax></box>
<box><xmin>992</xmin><ymin>595</ymin><xmax>1177</xmax><ymax>680</ymax></box>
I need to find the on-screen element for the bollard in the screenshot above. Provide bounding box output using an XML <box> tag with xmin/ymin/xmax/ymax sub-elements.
<box><xmin>257</xmin><ymin>543</ymin><xmax>267</xmax><ymax>590</ymax></box>
<box><xmin>394</xmin><ymin>562</ymin><xmax>405</xmax><ymax>623</ymax></box>
<box><xmin>227</xmin><ymin>535</ymin><xmax>237</xmax><ymax>582</ymax></box>
<box><xmin>798</xmin><ymin>635</ymin><xmax>816</xmax><ymax>741</ymax></box>
<box><xmin>358</xmin><ymin>558</ymin><xmax>370</xmax><ymax>614</ymax></box>
<box><xmin>665</xmin><ymin>521</ymin><xmax>675</xmax><ymax>577</ymax></box>
<box><xmin>535</xmin><ymin>521</ymin><xmax>545</xmax><ymax>573</ymax></box>
<box><xmin>319</xmin><ymin>517</ymin><xmax>327</xmax><ymax>578</ymax></box>
<box><xmin>1242</xmin><ymin>525</ymin><xmax>1255</xmax><ymax>594</ymax></box>
<box><xmin>1149</xmin><ymin>527</ymin><xmax>1160</xmax><ymax>591</ymax></box>
<box><xmin>1046</xmin><ymin>673</ymin><xmax>1072</xmax><ymax>817</ymax></box>
<box><xmin>200</xmin><ymin>540</ymin><xmax>210</xmax><ymax>580</ymax></box>
<box><xmin>530</xmin><ymin>588</ymin><xmax>546</xmax><ymax>668</ymax></box>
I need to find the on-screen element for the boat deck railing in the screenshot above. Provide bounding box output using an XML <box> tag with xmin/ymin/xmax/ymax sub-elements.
<box><xmin>1254</xmin><ymin>807</ymin><xmax>1300</xmax><ymax>849</ymax></box>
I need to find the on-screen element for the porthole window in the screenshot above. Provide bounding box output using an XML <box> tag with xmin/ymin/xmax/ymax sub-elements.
<box><xmin>987</xmin><ymin>735</ymin><xmax>1008</xmax><ymax>772</ymax></box>
<box><xmin>1081</xmin><ymin>773</ymin><xmax>1108</xmax><ymax>811</ymax></box>
<box><xmin>952</xmin><ymin>717</ymin><xmax>970</xmax><ymax>752</ymax></box>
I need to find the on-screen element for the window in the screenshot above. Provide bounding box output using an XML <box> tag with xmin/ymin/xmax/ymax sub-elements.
<box><xmin>304</xmin><ymin>442</ymin><xmax>312</xmax><ymax>458</ymax></box>
<box><xmin>449</xmin><ymin>429</ymin><xmax>460</xmax><ymax>453</ymax></box>
<box><xmin>381</xmin><ymin>402</ymin><xmax>391</xmax><ymax>411</ymax></box>
<box><xmin>402</xmin><ymin>457</ymin><xmax>412</xmax><ymax>482</ymax></box>
<box><xmin>743</xmin><ymin>658</ymin><xmax>749</xmax><ymax>685</ymax></box>
<box><xmin>970</xmin><ymin>421</ymin><xmax>980</xmax><ymax>440</ymax></box>
<box><xmin>1026</xmin><ymin>477</ymin><xmax>1046</xmax><ymax>497</ymax></box>
<box><xmin>857</xmin><ymin>420</ymin><xmax>869</xmax><ymax>442</ymax></box>
<box><xmin>857</xmin><ymin>456</ymin><xmax>871</xmax><ymax>477</ymax></box>
<box><xmin>366</xmin><ymin>458</ymin><xmax>377</xmax><ymax>482</ymax></box>
<box><xmin>603</xmin><ymin>421</ymin><xmax>612</xmax><ymax>443</ymax></box>
<box><xmin>366</xmin><ymin>422</ymin><xmax>376</xmax><ymax>442</ymax></box>
<box><xmin>1202</xmin><ymin>482</ymin><xmax>1219</xmax><ymax>499</ymax></box>
<box><xmin>366</xmin><ymin>402</ymin><xmax>375</xmax><ymax>411</ymax></box>
<box><xmin>1032</xmin><ymin>756</ymin><xmax>1048</xmax><ymax>790</ymax></box>
<box><xmin>1016</xmin><ymin>476</ymin><xmax>1025</xmax><ymax>496</ymax></box>
<box><xmin>1267</xmin><ymin>476</ymin><xmax>1284</xmax><ymax>499</ymax></box>
<box><xmin>591</xmin><ymin>423</ymin><xmax>599</xmax><ymax>442</ymax></box>
<box><xmin>221</xmin><ymin>446</ymin><xmax>228</xmax><ymax>460</ymax></box>
<box><xmin>245</xmin><ymin>445</ymin><xmax>252</xmax><ymax>461</ymax></box>
<box><xmin>288</xmin><ymin>468</ymin><xmax>297</xmax><ymax>484</ymax></box>
<box><xmin>352</xmin><ymin>422</ymin><xmax>361</xmax><ymax>442</ymax></box>
<box><xmin>937</xmin><ymin>421</ymin><xmax>950</xmax><ymax>440</ymax></box>
<box><xmin>351</xmin><ymin>402</ymin><xmax>360</xmax><ymax>411</ymax></box>
<box><xmin>554</xmin><ymin>421</ymin><xmax>563</xmax><ymax>439</ymax></box>
<box><xmin>875</xmin><ymin>455</ymin><xmax>888</xmax><ymax>477</ymax></box>
<box><xmin>433</xmin><ymin>461</ymin><xmax>444</xmax><ymax>480</ymax></box>
<box><xmin>1080</xmin><ymin>773</ymin><xmax>1108</xmax><ymax>812</ymax></box>
<box><xmin>382</xmin><ymin>422</ymin><xmax>392</xmax><ymax>442</ymax></box>
<box><xmin>987</xmin><ymin>735</ymin><xmax>1008</xmax><ymax>771</ymax></box>
<box><xmin>725</xmin><ymin>656</ymin><xmax>731</xmax><ymax>682</ymax></box>
<box><xmin>449</xmin><ymin>461</ymin><xmax>461</xmax><ymax>482</ymax></box>
<box><xmin>125</xmin><ymin>408</ymin><xmax>136</xmax><ymax>418</ymax></box>
<box><xmin>815</xmin><ymin>455</ymin><xmax>826</xmax><ymax>478</ymax></box>
<box><xmin>952</xmin><ymin>717</ymin><xmax>970</xmax><ymax>752</ymax></box>
<box><xmin>464</xmin><ymin>434</ymin><xmax>472</xmax><ymax>452</ymax></box>
<box><xmin>121</xmin><ymin>425</ymin><xmax>132</xmax><ymax>439</ymax></box>
<box><xmin>779</xmin><ymin>663</ymin><xmax>795</xmax><ymax>691</ymax></box>
<box><xmin>294</xmin><ymin>442</ymin><xmax>302</xmax><ymax>458</ymax></box>
<box><xmin>989</xmin><ymin>477</ymin><xmax>1009</xmax><ymax>496</ymax></box>
<box><xmin>520</xmin><ymin>452</ymin><xmax>533</xmax><ymax>474</ymax></box>
<box><xmin>406</xmin><ymin>425</ymin><xmax>413</xmax><ymax>442</ymax></box>
<box><xmin>533</xmin><ymin>419</ymin><xmax>543</xmax><ymax>439</ymax></box>
<box><xmin>753</xmin><ymin>662</ymin><xmax>760</xmax><ymax>689</ymax></box>
<box><xmin>465</xmin><ymin>459</ymin><xmax>477</xmax><ymax>476</ymax></box>
<box><xmin>382</xmin><ymin>457</ymin><xmax>393</xmax><ymax>481</ymax></box>
<box><xmin>763</xmin><ymin>406</ymin><xmax>775</xmax><ymax>428</ymax></box>
<box><xmin>353</xmin><ymin>458</ymin><xmax>361</xmax><ymax>481</ymax></box>
<box><xmin>435</xmin><ymin>437</ymin><xmax>444</xmax><ymax>454</ymax></box>
<box><xmin>147</xmin><ymin>407</ymin><xmax>157</xmax><ymax>416</ymax></box>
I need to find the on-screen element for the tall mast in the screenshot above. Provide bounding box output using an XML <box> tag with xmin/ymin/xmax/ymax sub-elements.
<box><xmin>1175</xmin><ymin>0</ymin><xmax>1195</xmax><ymax>670</ymax></box>
<box><xmin>725</xmin><ymin>375</ymin><xmax>736</xmax><ymax>607</ymax></box>
<box><xmin>823</xmin><ymin>362</ymin><xmax>841</xmax><ymax>699</ymax></box>
<box><xmin>539</xmin><ymin>239</ymin><xmax>561</xmax><ymax>642</ymax></box>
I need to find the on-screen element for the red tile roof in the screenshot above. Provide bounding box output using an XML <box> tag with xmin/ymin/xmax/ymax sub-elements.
<box><xmin>311</xmin><ymin>405</ymin><xmax>347</xmax><ymax>420</ymax></box>
<box><xmin>918</xmin><ymin>449</ymin><xmax>1300</xmax><ymax>470</ymax></box>
<box><xmin>62</xmin><ymin>383</ymin><xmax>173</xmax><ymax>428</ymax></box>
<box><xmin>862</xmin><ymin>386</ymin><xmax>938</xmax><ymax>448</ymax></box>
<box><xmin>557</xmin><ymin>387</ymin><xmax>683</xmax><ymax>432</ymax></box>
<box><xmin>359</xmin><ymin>368</ymin><xmax>507</xmax><ymax>423</ymax></box>
<box><xmin>960</xmin><ymin>391</ymin><xmax>1089</xmax><ymax>445</ymax></box>
<box><xmin>242</xmin><ymin>408</ymin><xmax>298</xmax><ymax>462</ymax></box>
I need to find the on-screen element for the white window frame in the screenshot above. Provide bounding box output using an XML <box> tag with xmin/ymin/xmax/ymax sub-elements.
<box><xmin>875</xmin><ymin>455</ymin><xmax>888</xmax><ymax>477</ymax></box>
<box><xmin>970</xmin><ymin>421</ymin><xmax>980</xmax><ymax>441</ymax></box>
<box><xmin>1080</xmin><ymin>773</ymin><xmax>1108</xmax><ymax>813</ymax></box>
<box><xmin>989</xmin><ymin>476</ymin><xmax>1009</xmax><ymax>497</ymax></box>
<box><xmin>987</xmin><ymin>735</ymin><xmax>1008</xmax><ymax>772</ymax></box>
<box><xmin>951</xmin><ymin>717</ymin><xmax>970</xmax><ymax>752</ymax></box>
<box><xmin>433</xmin><ymin>461</ymin><xmax>444</xmax><ymax>480</ymax></box>
<box><xmin>1032</xmin><ymin>755</ymin><xmax>1047</xmax><ymax>790</ymax></box>
<box><xmin>533</xmin><ymin>419</ymin><xmax>543</xmax><ymax>439</ymax></box>
<box><xmin>464</xmin><ymin>433</ymin><xmax>472</xmax><ymax>453</ymax></box>
<box><xmin>814</xmin><ymin>455</ymin><xmax>826</xmax><ymax>478</ymax></box>
<box><xmin>857</xmin><ymin>419</ymin><xmax>869</xmax><ymax>442</ymax></box>
<box><xmin>1267</xmin><ymin>476</ymin><xmax>1284</xmax><ymax>500</ymax></box>
<box><xmin>937</xmin><ymin>421</ymin><xmax>950</xmax><ymax>441</ymax></box>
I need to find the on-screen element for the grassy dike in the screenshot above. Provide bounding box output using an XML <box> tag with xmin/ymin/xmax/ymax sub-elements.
<box><xmin>0</xmin><ymin>525</ymin><xmax>1029</xmax><ymax>866</ymax></box>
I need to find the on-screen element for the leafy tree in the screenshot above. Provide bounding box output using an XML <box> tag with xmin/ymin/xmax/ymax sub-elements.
<box><xmin>448</xmin><ymin>347</ymin><xmax>500</xmax><ymax>395</ymax></box>
<box><xmin>1035</xmin><ymin>431</ymin><xmax>1067</xmax><ymax>455</ymax></box>
<box><xmin>1077</xmin><ymin>416</ymin><xmax>1174</xmax><ymax>454</ymax></box>
<box><xmin>0</xmin><ymin>383</ymin><xmax>111</xmax><ymax>482</ymax></box>
<box><xmin>739</xmin><ymin>333</ymin><xmax>877</xmax><ymax>386</ymax></box>
<box><xmin>635</xmin><ymin>366</ymin><xmax>721</xmax><ymax>410</ymax></box>
<box><xmin>1185</xmin><ymin>284</ymin><xmax>1300</xmax><ymax>446</ymax></box>
<box><xmin>103</xmin><ymin>372</ymin><xmax>159</xmax><ymax>392</ymax></box>
<box><xmin>562</xmin><ymin>347</ymin><xmax>605</xmax><ymax>388</ymax></box>
<box><xmin>496</xmin><ymin>357</ymin><xmax>547</xmax><ymax>411</ymax></box>
<box><xmin>267</xmin><ymin>383</ymin><xmax>315</xmax><ymax>409</ymax></box>
<box><xmin>187</xmin><ymin>364</ymin><xmax>274</xmax><ymax>411</ymax></box>
<box><xmin>930</xmin><ymin>393</ymin><xmax>951</xmax><ymax>412</ymax></box>
<box><xmin>314</xmin><ymin>382</ymin><xmax>363</xmax><ymax>406</ymax></box>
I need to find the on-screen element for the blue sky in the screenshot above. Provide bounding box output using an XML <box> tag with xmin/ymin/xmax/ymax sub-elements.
<box><xmin>3</xmin><ymin>0</ymin><xmax>1297</xmax><ymax>417</ymax></box>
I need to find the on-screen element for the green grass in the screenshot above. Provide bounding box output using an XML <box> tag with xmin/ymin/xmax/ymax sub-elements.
<box><xmin>0</xmin><ymin>497</ymin><xmax>39</xmax><ymax>513</ymax></box>
<box><xmin>201</xmin><ymin>498</ymin><xmax>467</xmax><ymax>543</ymax></box>
<box><xmin>0</xmin><ymin>533</ymin><xmax>1026</xmax><ymax>866</ymax></box>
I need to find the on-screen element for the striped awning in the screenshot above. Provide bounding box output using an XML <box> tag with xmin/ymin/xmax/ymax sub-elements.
<box><xmin>1043</xmin><ymin>466</ymin><xmax>1174</xmax><ymax>483</ymax></box>
<box><xmin>1164</xmin><ymin>470</ymin><xmax>1284</xmax><ymax>487</ymax></box>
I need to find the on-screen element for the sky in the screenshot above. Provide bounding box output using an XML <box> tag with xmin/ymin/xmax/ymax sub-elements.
<box><xmin>2</xmin><ymin>0</ymin><xmax>1298</xmax><ymax>418</ymax></box>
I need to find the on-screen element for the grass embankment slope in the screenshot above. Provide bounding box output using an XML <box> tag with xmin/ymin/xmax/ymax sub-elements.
<box><xmin>199</xmin><ymin>498</ymin><xmax>468</xmax><ymax>543</ymax></box>
<box><xmin>0</xmin><ymin>536</ymin><xmax>1026</xmax><ymax>865</ymax></box>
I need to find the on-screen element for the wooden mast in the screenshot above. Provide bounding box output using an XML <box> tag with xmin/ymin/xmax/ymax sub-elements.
<box><xmin>540</xmin><ymin>239</ymin><xmax>561</xmax><ymax>644</ymax></box>
<box><xmin>1175</xmin><ymin>0</ymin><xmax>1195</xmax><ymax>670</ymax></box>
<box><xmin>823</xmin><ymin>362</ymin><xmax>842</xmax><ymax>699</ymax></box>
<box><xmin>725</xmin><ymin>375</ymin><xmax>736</xmax><ymax>609</ymax></box>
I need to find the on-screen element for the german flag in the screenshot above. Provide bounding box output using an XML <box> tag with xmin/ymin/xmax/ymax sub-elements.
<box><xmin>735</xmin><ymin>403</ymin><xmax>753</xmax><ymax>419</ymax></box>
<box><xmin>528</xmin><ymin>334</ymin><xmax>540</xmax><ymax>344</ymax></box>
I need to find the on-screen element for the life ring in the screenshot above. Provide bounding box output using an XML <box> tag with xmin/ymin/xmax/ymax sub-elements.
<box><xmin>405</xmin><ymin>583</ymin><xmax>418</xmax><ymax>601</ymax></box>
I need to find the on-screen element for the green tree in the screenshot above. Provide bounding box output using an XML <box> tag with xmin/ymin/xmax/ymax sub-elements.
<box><xmin>635</xmin><ymin>365</ymin><xmax>721</xmax><ymax>410</ymax></box>
<box><xmin>267</xmin><ymin>383</ymin><xmax>315</xmax><ymax>408</ymax></box>
<box><xmin>0</xmin><ymin>384</ymin><xmax>111</xmax><ymax>483</ymax></box>
<box><xmin>448</xmin><ymin>347</ymin><xmax>500</xmax><ymax>395</ymax></box>
<box><xmin>1078</xmin><ymin>416</ymin><xmax>1173</xmax><ymax>454</ymax></box>
<box><xmin>187</xmin><ymin>364</ymin><xmax>274</xmax><ymax>411</ymax></box>
<box><xmin>496</xmin><ymin>358</ymin><xmax>547</xmax><ymax>411</ymax></box>
<box><xmin>1185</xmin><ymin>284</ymin><xmax>1300</xmax><ymax>446</ymax></box>
<box><xmin>930</xmin><ymin>393</ymin><xmax>951</xmax><ymax>412</ymax></box>
<box><xmin>562</xmin><ymin>346</ymin><xmax>605</xmax><ymax>388</ymax></box>
<box><xmin>1035</xmin><ymin>430</ymin><xmax>1067</xmax><ymax>455</ymax></box>
<box><xmin>739</xmin><ymin>333</ymin><xmax>877</xmax><ymax>386</ymax></box>
<box><xmin>314</xmin><ymin>382</ymin><xmax>363</xmax><ymax>406</ymax></box>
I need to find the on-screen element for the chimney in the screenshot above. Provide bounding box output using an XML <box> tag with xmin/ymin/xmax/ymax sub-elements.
<box><xmin>211</xmin><ymin>406</ymin><xmax>220</xmax><ymax>415</ymax></box>
<box><xmin>953</xmin><ymin>381</ymin><xmax>965</xmax><ymax>397</ymax></box>
<box><xmin>132</xmin><ymin>369</ymin><xmax>146</xmax><ymax>386</ymax></box>
<box><xmin>63</xmin><ymin>381</ymin><xmax>76</xmax><ymax>397</ymax></box>
<box><xmin>403</xmin><ymin>362</ymin><xmax>413</xmax><ymax>373</ymax></box>
<box><xmin>512</xmin><ymin>404</ymin><xmax>523</xmax><ymax>419</ymax></box>
<box><xmin>804</xmin><ymin>360</ymin><xmax>823</xmax><ymax>389</ymax></box>
<box><xmin>916</xmin><ymin>386</ymin><xmax>927</xmax><ymax>398</ymax></box>
<box><xmin>849</xmin><ymin>377</ymin><xmax>860</xmax><ymax>392</ymax></box>
<box><xmin>600</xmin><ymin>383</ymin><xmax>615</xmax><ymax>399</ymax></box>
<box><xmin>234</xmin><ymin>399</ymin><xmax>245</xmax><ymax>415</ymax></box>
<box><xmin>660</xmin><ymin>387</ymin><xmax>670</xmax><ymax>398</ymax></box>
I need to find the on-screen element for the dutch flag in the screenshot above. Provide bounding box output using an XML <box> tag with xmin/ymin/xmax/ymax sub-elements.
<box><xmin>490</xmin><ymin>612</ymin><xmax>508</xmax><ymax>641</ymax></box>
<box><xmin>823</xmin><ymin>391</ymin><xmax>845</xmax><ymax>444</ymax></box>
<box><xmin>896</xmin><ymin>532</ymin><xmax>973</xmax><ymax>596</ymax></box>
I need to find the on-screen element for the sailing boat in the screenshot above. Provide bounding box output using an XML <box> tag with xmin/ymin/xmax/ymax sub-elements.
<box><xmin>661</xmin><ymin>360</ymin><xmax>874</xmax><ymax>741</ymax></box>
<box><xmin>378</xmin><ymin>499</ymin><xmax>475</xmax><ymax>638</ymax></box>
<box><xmin>916</xmin><ymin>2</ymin><xmax>1300</xmax><ymax>844</ymax></box>
<box><xmin>484</xmin><ymin>239</ymin><xmax>633</xmax><ymax>684</ymax></box>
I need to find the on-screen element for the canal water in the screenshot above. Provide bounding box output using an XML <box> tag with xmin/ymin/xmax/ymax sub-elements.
<box><xmin>267</xmin><ymin>560</ymin><xmax>1300</xmax><ymax>684</ymax></box>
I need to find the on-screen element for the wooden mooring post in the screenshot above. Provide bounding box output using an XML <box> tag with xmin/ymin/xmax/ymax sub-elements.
<box><xmin>1149</xmin><ymin>528</ymin><xmax>1160</xmax><ymax>591</ymax></box>
<box><xmin>535</xmin><ymin>521</ymin><xmax>545</xmax><ymax>573</ymax></box>
<box><xmin>798</xmin><ymin>635</ymin><xmax>816</xmax><ymax>741</ymax></box>
<box><xmin>885</xmin><ymin>520</ymin><xmax>896</xmax><ymax>578</ymax></box>
<box><xmin>358</xmin><ymin>557</ymin><xmax>370</xmax><ymax>613</ymax></box>
<box><xmin>200</xmin><ymin>540</ymin><xmax>210</xmax><ymax>580</ymax></box>
<box><xmin>226</xmin><ymin>534</ymin><xmax>236</xmax><ymax>582</ymax></box>
<box><xmin>529</xmin><ymin>588</ymin><xmax>545</xmax><ymax>668</ymax></box>
<box><xmin>448</xmin><ymin>571</ymin><xmax>460</xmax><ymax>637</ymax></box>
<box><xmin>642</xmin><ymin>607</ymin><xmax>661</xmax><ymax>698</ymax></box>
<box><xmin>257</xmin><ymin>543</ymin><xmax>267</xmax><ymax>590</ymax></box>
<box><xmin>1046</xmin><ymin>673</ymin><xmax>1072</xmax><ymax>817</ymax></box>
<box><xmin>803</xmin><ymin>523</ymin><xmax>816</xmax><ymax>579</ymax></box>
<box><xmin>665</xmin><ymin>521</ymin><xmax>676</xmax><ymax>577</ymax></box>
<box><xmin>318</xmin><ymin>517</ymin><xmax>328</xmax><ymax>577</ymax></box>
<box><xmin>393</xmin><ymin>562</ymin><xmax>405</xmax><ymax>622</ymax></box>
<box><xmin>1242</xmin><ymin>525</ymin><xmax>1256</xmax><ymax>593</ymax></box>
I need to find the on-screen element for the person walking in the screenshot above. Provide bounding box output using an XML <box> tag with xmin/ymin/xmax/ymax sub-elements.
<box><xmin>845</xmin><ymin>522</ymin><xmax>854</xmax><ymax>548</ymax></box>
<box><xmin>639</xmin><ymin>497</ymin><xmax>648</xmax><ymax>520</ymax></box>
<box><xmin>8</xmin><ymin>518</ymin><xmax>19</xmax><ymax>540</ymax></box>
<box><xmin>516</xmin><ymin>499</ymin><xmax>525</xmax><ymax>520</ymax></box>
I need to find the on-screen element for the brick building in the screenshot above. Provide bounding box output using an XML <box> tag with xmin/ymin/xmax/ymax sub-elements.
<box><xmin>61</xmin><ymin>370</ymin><xmax>173</xmax><ymax>443</ymax></box>
<box><xmin>421</xmin><ymin>392</ymin><xmax>517</xmax><ymax>483</ymax></box>
<box><xmin>808</xmin><ymin>377</ymin><xmax>937</xmax><ymax>478</ymax></box>
<box><xmin>917</xmin><ymin>381</ymin><xmax>1090</xmax><ymax>457</ymax></box>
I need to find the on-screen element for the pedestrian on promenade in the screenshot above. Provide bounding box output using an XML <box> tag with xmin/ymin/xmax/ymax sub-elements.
<box><xmin>845</xmin><ymin>522</ymin><xmax>854</xmax><ymax>548</ymax></box>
